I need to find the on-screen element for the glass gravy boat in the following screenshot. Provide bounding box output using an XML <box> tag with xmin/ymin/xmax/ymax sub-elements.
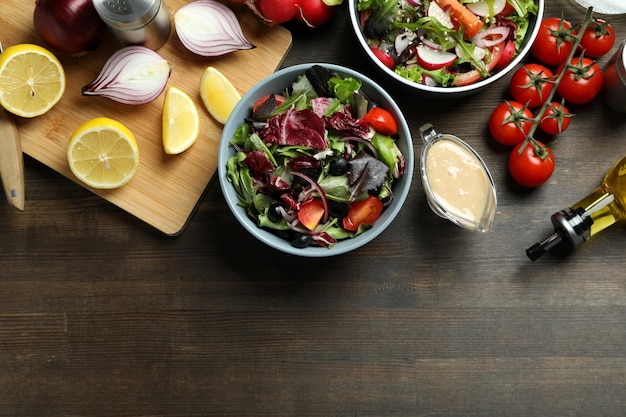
<box><xmin>419</xmin><ymin>123</ymin><xmax>497</xmax><ymax>233</ymax></box>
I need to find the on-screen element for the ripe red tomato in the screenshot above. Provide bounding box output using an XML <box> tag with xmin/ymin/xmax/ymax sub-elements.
<box><xmin>256</xmin><ymin>0</ymin><xmax>298</xmax><ymax>24</ymax></box>
<box><xmin>531</xmin><ymin>17</ymin><xmax>575</xmax><ymax>66</ymax></box>
<box><xmin>556</xmin><ymin>57</ymin><xmax>603</xmax><ymax>105</ymax></box>
<box><xmin>342</xmin><ymin>195</ymin><xmax>383</xmax><ymax>231</ymax></box>
<box><xmin>508</xmin><ymin>141</ymin><xmax>555</xmax><ymax>187</ymax></box>
<box><xmin>296</xmin><ymin>0</ymin><xmax>334</xmax><ymax>27</ymax></box>
<box><xmin>509</xmin><ymin>63</ymin><xmax>554</xmax><ymax>108</ymax></box>
<box><xmin>252</xmin><ymin>93</ymin><xmax>286</xmax><ymax>113</ymax></box>
<box><xmin>488</xmin><ymin>101</ymin><xmax>534</xmax><ymax>146</ymax></box>
<box><xmin>539</xmin><ymin>101</ymin><xmax>571</xmax><ymax>136</ymax></box>
<box><xmin>298</xmin><ymin>199</ymin><xmax>325</xmax><ymax>230</ymax></box>
<box><xmin>362</xmin><ymin>107</ymin><xmax>398</xmax><ymax>136</ymax></box>
<box><xmin>578</xmin><ymin>18</ymin><xmax>615</xmax><ymax>58</ymax></box>
<box><xmin>370</xmin><ymin>47</ymin><xmax>395</xmax><ymax>69</ymax></box>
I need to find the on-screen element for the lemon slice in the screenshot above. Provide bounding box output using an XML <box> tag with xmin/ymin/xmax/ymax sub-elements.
<box><xmin>200</xmin><ymin>66</ymin><xmax>240</xmax><ymax>124</ymax></box>
<box><xmin>0</xmin><ymin>43</ymin><xmax>65</xmax><ymax>118</ymax></box>
<box><xmin>67</xmin><ymin>117</ymin><xmax>139</xmax><ymax>189</ymax></box>
<box><xmin>162</xmin><ymin>86</ymin><xmax>200</xmax><ymax>154</ymax></box>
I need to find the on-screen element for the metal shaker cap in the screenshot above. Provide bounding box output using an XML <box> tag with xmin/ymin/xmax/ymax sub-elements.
<box><xmin>92</xmin><ymin>0</ymin><xmax>162</xmax><ymax>29</ymax></box>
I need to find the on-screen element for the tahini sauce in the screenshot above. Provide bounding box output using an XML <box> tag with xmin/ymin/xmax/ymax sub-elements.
<box><xmin>425</xmin><ymin>140</ymin><xmax>491</xmax><ymax>223</ymax></box>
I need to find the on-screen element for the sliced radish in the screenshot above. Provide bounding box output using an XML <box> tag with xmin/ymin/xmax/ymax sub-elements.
<box><xmin>416</xmin><ymin>45</ymin><xmax>457</xmax><ymax>70</ymax></box>
<box><xmin>427</xmin><ymin>1</ymin><xmax>454</xmax><ymax>29</ymax></box>
<box><xmin>466</xmin><ymin>0</ymin><xmax>507</xmax><ymax>17</ymax></box>
<box><xmin>455</xmin><ymin>44</ymin><xmax>486</xmax><ymax>61</ymax></box>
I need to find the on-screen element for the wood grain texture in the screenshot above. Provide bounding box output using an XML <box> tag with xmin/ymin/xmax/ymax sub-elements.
<box><xmin>2</xmin><ymin>1</ymin><xmax>626</xmax><ymax>416</ymax></box>
<box><xmin>0</xmin><ymin>0</ymin><xmax>291</xmax><ymax>235</ymax></box>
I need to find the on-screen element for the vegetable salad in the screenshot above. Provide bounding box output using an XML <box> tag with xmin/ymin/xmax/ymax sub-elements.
<box><xmin>226</xmin><ymin>65</ymin><xmax>406</xmax><ymax>249</ymax></box>
<box><xmin>357</xmin><ymin>0</ymin><xmax>539</xmax><ymax>87</ymax></box>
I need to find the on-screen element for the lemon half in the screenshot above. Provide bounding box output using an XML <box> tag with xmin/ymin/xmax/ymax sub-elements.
<box><xmin>162</xmin><ymin>86</ymin><xmax>200</xmax><ymax>154</ymax></box>
<box><xmin>67</xmin><ymin>117</ymin><xmax>139</xmax><ymax>189</ymax></box>
<box><xmin>0</xmin><ymin>43</ymin><xmax>65</xmax><ymax>118</ymax></box>
<box><xmin>200</xmin><ymin>66</ymin><xmax>240</xmax><ymax>125</ymax></box>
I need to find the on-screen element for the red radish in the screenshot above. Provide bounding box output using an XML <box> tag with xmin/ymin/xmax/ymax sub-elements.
<box><xmin>427</xmin><ymin>1</ymin><xmax>454</xmax><ymax>29</ymax></box>
<box><xmin>257</xmin><ymin>0</ymin><xmax>299</xmax><ymax>24</ymax></box>
<box><xmin>296</xmin><ymin>0</ymin><xmax>334</xmax><ymax>27</ymax></box>
<box><xmin>466</xmin><ymin>0</ymin><xmax>506</xmax><ymax>16</ymax></box>
<box><xmin>416</xmin><ymin>45</ymin><xmax>457</xmax><ymax>70</ymax></box>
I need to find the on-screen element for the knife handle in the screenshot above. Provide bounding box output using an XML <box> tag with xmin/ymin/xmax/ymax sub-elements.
<box><xmin>0</xmin><ymin>107</ymin><xmax>25</xmax><ymax>210</ymax></box>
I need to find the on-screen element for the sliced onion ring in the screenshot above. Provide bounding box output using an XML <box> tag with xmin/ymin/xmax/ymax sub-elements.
<box><xmin>174</xmin><ymin>0</ymin><xmax>254</xmax><ymax>57</ymax></box>
<box><xmin>473</xmin><ymin>26</ymin><xmax>511</xmax><ymax>48</ymax></box>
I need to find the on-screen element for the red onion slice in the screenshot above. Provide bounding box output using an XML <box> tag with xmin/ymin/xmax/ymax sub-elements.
<box><xmin>473</xmin><ymin>26</ymin><xmax>511</xmax><ymax>48</ymax></box>
<box><xmin>174</xmin><ymin>0</ymin><xmax>255</xmax><ymax>57</ymax></box>
<box><xmin>82</xmin><ymin>46</ymin><xmax>171</xmax><ymax>105</ymax></box>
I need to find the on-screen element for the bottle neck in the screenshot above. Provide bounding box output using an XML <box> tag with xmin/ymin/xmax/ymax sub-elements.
<box><xmin>571</xmin><ymin>186</ymin><xmax>623</xmax><ymax>237</ymax></box>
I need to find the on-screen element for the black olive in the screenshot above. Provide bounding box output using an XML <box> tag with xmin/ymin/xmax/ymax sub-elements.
<box><xmin>328</xmin><ymin>200</ymin><xmax>349</xmax><ymax>219</ymax></box>
<box><xmin>267</xmin><ymin>203</ymin><xmax>283</xmax><ymax>222</ymax></box>
<box><xmin>291</xmin><ymin>234</ymin><xmax>313</xmax><ymax>248</ymax></box>
<box><xmin>329</xmin><ymin>157</ymin><xmax>348</xmax><ymax>176</ymax></box>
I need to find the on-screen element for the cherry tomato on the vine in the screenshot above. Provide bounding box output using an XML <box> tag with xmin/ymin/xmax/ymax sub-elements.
<box><xmin>509</xmin><ymin>63</ymin><xmax>554</xmax><ymax>108</ymax></box>
<box><xmin>531</xmin><ymin>17</ymin><xmax>575</xmax><ymax>66</ymax></box>
<box><xmin>578</xmin><ymin>18</ymin><xmax>615</xmax><ymax>58</ymax></box>
<box><xmin>556</xmin><ymin>57</ymin><xmax>603</xmax><ymax>105</ymax></box>
<box><xmin>508</xmin><ymin>141</ymin><xmax>555</xmax><ymax>188</ymax></box>
<box><xmin>363</xmin><ymin>107</ymin><xmax>398</xmax><ymax>136</ymax></box>
<box><xmin>342</xmin><ymin>195</ymin><xmax>383</xmax><ymax>232</ymax></box>
<box><xmin>488</xmin><ymin>101</ymin><xmax>534</xmax><ymax>146</ymax></box>
<box><xmin>539</xmin><ymin>101</ymin><xmax>572</xmax><ymax>136</ymax></box>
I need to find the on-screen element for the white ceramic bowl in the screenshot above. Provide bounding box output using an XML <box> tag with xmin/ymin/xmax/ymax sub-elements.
<box><xmin>348</xmin><ymin>0</ymin><xmax>545</xmax><ymax>97</ymax></box>
<box><xmin>218</xmin><ymin>63</ymin><xmax>414</xmax><ymax>257</ymax></box>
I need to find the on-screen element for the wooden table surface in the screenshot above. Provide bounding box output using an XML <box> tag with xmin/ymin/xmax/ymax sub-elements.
<box><xmin>2</xmin><ymin>1</ymin><xmax>626</xmax><ymax>416</ymax></box>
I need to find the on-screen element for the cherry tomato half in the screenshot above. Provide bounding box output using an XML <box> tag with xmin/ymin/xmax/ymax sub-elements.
<box><xmin>509</xmin><ymin>63</ymin><xmax>554</xmax><ymax>108</ymax></box>
<box><xmin>370</xmin><ymin>47</ymin><xmax>395</xmax><ymax>69</ymax></box>
<box><xmin>539</xmin><ymin>101</ymin><xmax>572</xmax><ymax>136</ymax></box>
<box><xmin>531</xmin><ymin>17</ymin><xmax>575</xmax><ymax>66</ymax></box>
<box><xmin>578</xmin><ymin>18</ymin><xmax>615</xmax><ymax>58</ymax></box>
<box><xmin>362</xmin><ymin>107</ymin><xmax>398</xmax><ymax>136</ymax></box>
<box><xmin>488</xmin><ymin>101</ymin><xmax>534</xmax><ymax>146</ymax></box>
<box><xmin>556</xmin><ymin>57</ymin><xmax>603</xmax><ymax>105</ymax></box>
<box><xmin>298</xmin><ymin>199</ymin><xmax>325</xmax><ymax>231</ymax></box>
<box><xmin>508</xmin><ymin>141</ymin><xmax>555</xmax><ymax>188</ymax></box>
<box><xmin>252</xmin><ymin>93</ymin><xmax>286</xmax><ymax>112</ymax></box>
<box><xmin>342</xmin><ymin>195</ymin><xmax>383</xmax><ymax>232</ymax></box>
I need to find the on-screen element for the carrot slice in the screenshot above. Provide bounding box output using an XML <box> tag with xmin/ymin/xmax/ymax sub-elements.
<box><xmin>434</xmin><ymin>0</ymin><xmax>484</xmax><ymax>38</ymax></box>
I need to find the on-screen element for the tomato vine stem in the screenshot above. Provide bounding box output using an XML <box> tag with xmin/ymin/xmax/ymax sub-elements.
<box><xmin>518</xmin><ymin>6</ymin><xmax>594</xmax><ymax>157</ymax></box>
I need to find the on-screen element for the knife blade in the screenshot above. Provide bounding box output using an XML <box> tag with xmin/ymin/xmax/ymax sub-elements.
<box><xmin>0</xmin><ymin>106</ymin><xmax>25</xmax><ymax>210</ymax></box>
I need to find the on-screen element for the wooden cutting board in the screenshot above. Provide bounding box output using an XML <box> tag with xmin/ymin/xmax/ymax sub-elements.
<box><xmin>1</xmin><ymin>0</ymin><xmax>292</xmax><ymax>235</ymax></box>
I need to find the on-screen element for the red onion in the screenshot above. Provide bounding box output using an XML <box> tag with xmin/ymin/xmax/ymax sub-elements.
<box><xmin>82</xmin><ymin>46</ymin><xmax>171</xmax><ymax>105</ymax></box>
<box><xmin>33</xmin><ymin>0</ymin><xmax>106</xmax><ymax>55</ymax></box>
<box><xmin>473</xmin><ymin>26</ymin><xmax>511</xmax><ymax>48</ymax></box>
<box><xmin>173</xmin><ymin>0</ymin><xmax>255</xmax><ymax>57</ymax></box>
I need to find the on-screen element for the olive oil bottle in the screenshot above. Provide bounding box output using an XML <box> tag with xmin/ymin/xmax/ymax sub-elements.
<box><xmin>526</xmin><ymin>155</ymin><xmax>626</xmax><ymax>261</ymax></box>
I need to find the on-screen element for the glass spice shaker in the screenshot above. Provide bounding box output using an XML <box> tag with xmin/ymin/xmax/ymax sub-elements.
<box><xmin>92</xmin><ymin>0</ymin><xmax>171</xmax><ymax>50</ymax></box>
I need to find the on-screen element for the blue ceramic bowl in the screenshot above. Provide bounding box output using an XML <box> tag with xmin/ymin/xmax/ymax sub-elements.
<box><xmin>218</xmin><ymin>63</ymin><xmax>414</xmax><ymax>257</ymax></box>
<box><xmin>348</xmin><ymin>0</ymin><xmax>545</xmax><ymax>97</ymax></box>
